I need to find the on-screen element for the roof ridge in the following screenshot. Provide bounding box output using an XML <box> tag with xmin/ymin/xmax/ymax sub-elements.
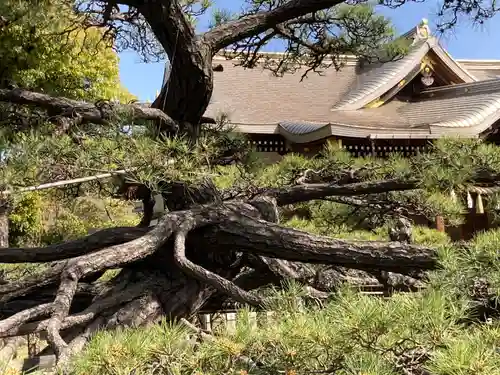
<box><xmin>215</xmin><ymin>19</ymin><xmax>430</xmax><ymax>65</ymax></box>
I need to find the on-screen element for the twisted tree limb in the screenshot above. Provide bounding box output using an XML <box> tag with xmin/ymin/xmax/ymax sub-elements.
<box><xmin>0</xmin><ymin>227</ymin><xmax>149</xmax><ymax>264</ymax></box>
<box><xmin>0</xmin><ymin>191</ymin><xmax>436</xmax><ymax>366</ymax></box>
<box><xmin>173</xmin><ymin>222</ymin><xmax>267</xmax><ymax>307</ymax></box>
<box><xmin>0</xmin><ymin>303</ymin><xmax>53</xmax><ymax>334</ymax></box>
<box><xmin>202</xmin><ymin>0</ymin><xmax>346</xmax><ymax>51</ymax></box>
<box><xmin>0</xmin><ymin>178</ymin><xmax>421</xmax><ymax>264</ymax></box>
<box><xmin>0</xmin><ymin>88</ymin><xmax>179</xmax><ymax>132</ymax></box>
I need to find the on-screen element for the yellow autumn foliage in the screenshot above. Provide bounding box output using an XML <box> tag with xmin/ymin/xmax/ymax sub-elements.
<box><xmin>0</xmin><ymin>0</ymin><xmax>135</xmax><ymax>102</ymax></box>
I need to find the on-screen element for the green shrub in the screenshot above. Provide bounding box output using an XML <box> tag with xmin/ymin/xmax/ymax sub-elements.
<box><xmin>72</xmin><ymin>322</ymin><xmax>194</xmax><ymax>375</ymax></box>
<box><xmin>71</xmin><ymin>285</ymin><xmax>500</xmax><ymax>375</ymax></box>
<box><xmin>212</xmin><ymin>165</ymin><xmax>243</xmax><ymax>190</ymax></box>
<box><xmin>8</xmin><ymin>192</ymin><xmax>44</xmax><ymax>246</ymax></box>
<box><xmin>431</xmin><ymin>229</ymin><xmax>500</xmax><ymax>298</ymax></box>
<box><xmin>412</xmin><ymin>226</ymin><xmax>451</xmax><ymax>246</ymax></box>
<box><xmin>425</xmin><ymin>325</ymin><xmax>500</xmax><ymax>375</ymax></box>
<box><xmin>41</xmin><ymin>196</ymin><xmax>139</xmax><ymax>244</ymax></box>
<box><xmin>6</xmin><ymin>192</ymin><xmax>140</xmax><ymax>247</ymax></box>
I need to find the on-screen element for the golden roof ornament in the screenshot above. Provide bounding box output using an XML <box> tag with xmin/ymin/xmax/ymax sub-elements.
<box><xmin>421</xmin><ymin>65</ymin><xmax>434</xmax><ymax>86</ymax></box>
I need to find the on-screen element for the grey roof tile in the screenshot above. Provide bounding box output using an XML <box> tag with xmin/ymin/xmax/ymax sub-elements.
<box><xmin>276</xmin><ymin>79</ymin><xmax>500</xmax><ymax>139</ymax></box>
<box><xmin>331</xmin><ymin>40</ymin><xmax>432</xmax><ymax>111</ymax></box>
<box><xmin>465</xmin><ymin>69</ymin><xmax>498</xmax><ymax>81</ymax></box>
<box><xmin>204</xmin><ymin>58</ymin><xmax>357</xmax><ymax>125</ymax></box>
<box><xmin>279</xmin><ymin>121</ymin><xmax>328</xmax><ymax>135</ymax></box>
<box><xmin>401</xmin><ymin>80</ymin><xmax>500</xmax><ymax>130</ymax></box>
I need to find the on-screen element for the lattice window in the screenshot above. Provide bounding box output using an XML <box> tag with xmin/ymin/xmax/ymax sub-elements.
<box><xmin>247</xmin><ymin>139</ymin><xmax>287</xmax><ymax>152</ymax></box>
<box><xmin>343</xmin><ymin>144</ymin><xmax>429</xmax><ymax>158</ymax></box>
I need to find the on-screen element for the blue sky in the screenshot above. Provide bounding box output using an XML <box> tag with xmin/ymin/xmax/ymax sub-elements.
<box><xmin>119</xmin><ymin>0</ymin><xmax>500</xmax><ymax>101</ymax></box>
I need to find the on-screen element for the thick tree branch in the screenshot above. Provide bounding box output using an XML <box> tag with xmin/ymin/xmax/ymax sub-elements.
<box><xmin>203</xmin><ymin>0</ymin><xmax>345</xmax><ymax>51</ymax></box>
<box><xmin>0</xmin><ymin>88</ymin><xmax>179</xmax><ymax>131</ymax></box>
<box><xmin>120</xmin><ymin>0</ymin><xmax>214</xmax><ymax>130</ymax></box>
<box><xmin>0</xmin><ymin>227</ymin><xmax>148</xmax><ymax>263</ymax></box>
<box><xmin>0</xmin><ymin>303</ymin><xmax>53</xmax><ymax>334</ymax></box>
<box><xmin>197</xmin><ymin>209</ymin><xmax>437</xmax><ymax>274</ymax></box>
<box><xmin>0</xmin><ymin>182</ymin><xmax>426</xmax><ymax>266</ymax></box>
<box><xmin>272</xmin><ymin>179</ymin><xmax>419</xmax><ymax>206</ymax></box>
<box><xmin>0</xmin><ymin>262</ymin><xmax>66</xmax><ymax>302</ymax></box>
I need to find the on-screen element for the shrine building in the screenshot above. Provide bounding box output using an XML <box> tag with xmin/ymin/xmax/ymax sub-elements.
<box><xmin>200</xmin><ymin>20</ymin><xmax>500</xmax><ymax>238</ymax></box>
<box><xmin>204</xmin><ymin>19</ymin><xmax>500</xmax><ymax>163</ymax></box>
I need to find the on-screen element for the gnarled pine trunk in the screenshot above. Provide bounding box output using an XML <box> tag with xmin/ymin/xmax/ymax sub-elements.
<box><xmin>135</xmin><ymin>0</ymin><xmax>214</xmax><ymax>138</ymax></box>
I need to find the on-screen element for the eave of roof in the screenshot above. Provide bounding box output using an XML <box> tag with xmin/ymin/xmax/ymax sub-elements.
<box><xmin>430</xmin><ymin>43</ymin><xmax>477</xmax><ymax>82</ymax></box>
<box><xmin>234</xmin><ymin>78</ymin><xmax>500</xmax><ymax>141</ymax></box>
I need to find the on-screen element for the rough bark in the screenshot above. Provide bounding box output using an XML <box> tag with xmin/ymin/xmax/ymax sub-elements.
<box><xmin>191</xmin><ymin>213</ymin><xmax>435</xmax><ymax>273</ymax></box>
<box><xmin>117</xmin><ymin>0</ymin><xmax>353</xmax><ymax>138</ymax></box>
<box><xmin>122</xmin><ymin>0</ymin><xmax>213</xmax><ymax>137</ymax></box>
<box><xmin>0</xmin><ymin>202</ymin><xmax>434</xmax><ymax>268</ymax></box>
<box><xmin>273</xmin><ymin>179</ymin><xmax>419</xmax><ymax>206</ymax></box>
<box><xmin>0</xmin><ymin>226</ymin><xmax>149</xmax><ymax>263</ymax></box>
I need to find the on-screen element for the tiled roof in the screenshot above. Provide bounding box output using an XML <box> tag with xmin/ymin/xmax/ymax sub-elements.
<box><xmin>404</xmin><ymin>79</ymin><xmax>500</xmax><ymax>131</ymax></box>
<box><xmin>466</xmin><ymin>69</ymin><xmax>499</xmax><ymax>81</ymax></box>
<box><xmin>331</xmin><ymin>40</ymin><xmax>432</xmax><ymax>110</ymax></box>
<box><xmin>203</xmin><ymin>23</ymin><xmax>500</xmax><ymax>140</ymax></box>
<box><xmin>273</xmin><ymin>79</ymin><xmax>500</xmax><ymax>141</ymax></box>
<box><xmin>204</xmin><ymin>57</ymin><xmax>358</xmax><ymax>125</ymax></box>
<box><xmin>454</xmin><ymin>60</ymin><xmax>500</xmax><ymax>81</ymax></box>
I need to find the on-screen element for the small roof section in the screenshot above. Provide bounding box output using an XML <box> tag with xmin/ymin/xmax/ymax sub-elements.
<box><xmin>331</xmin><ymin>19</ymin><xmax>474</xmax><ymax>111</ymax></box>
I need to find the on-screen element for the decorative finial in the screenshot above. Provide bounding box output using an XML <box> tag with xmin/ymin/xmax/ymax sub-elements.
<box><xmin>414</xmin><ymin>18</ymin><xmax>431</xmax><ymax>42</ymax></box>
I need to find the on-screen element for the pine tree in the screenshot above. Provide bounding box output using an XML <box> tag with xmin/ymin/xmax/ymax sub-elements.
<box><xmin>0</xmin><ymin>0</ymin><xmax>499</xmax><ymax>370</ymax></box>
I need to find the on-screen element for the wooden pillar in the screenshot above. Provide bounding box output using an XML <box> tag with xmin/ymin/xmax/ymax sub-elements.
<box><xmin>435</xmin><ymin>215</ymin><xmax>445</xmax><ymax>232</ymax></box>
<box><xmin>370</xmin><ymin>138</ymin><xmax>376</xmax><ymax>157</ymax></box>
